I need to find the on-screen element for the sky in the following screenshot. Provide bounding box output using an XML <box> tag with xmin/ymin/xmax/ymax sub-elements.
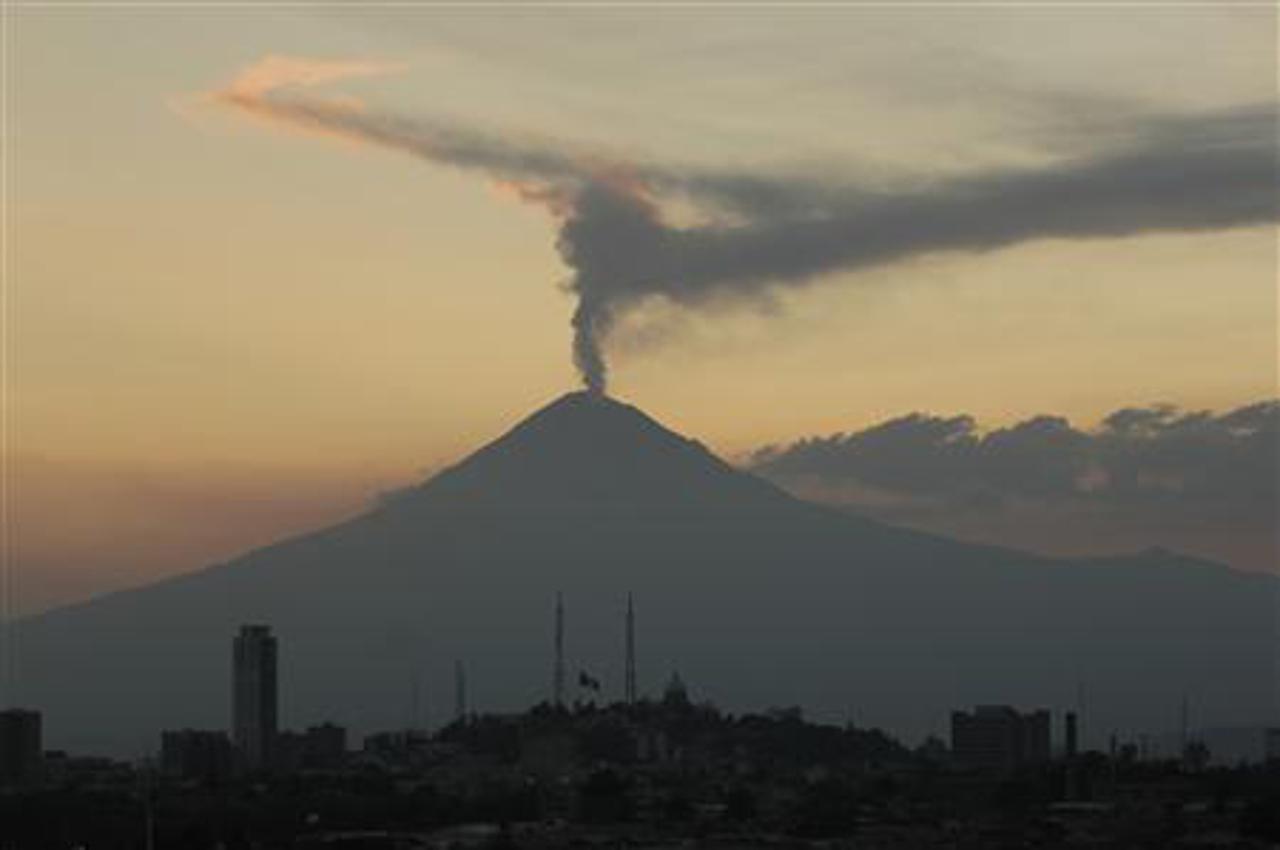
<box><xmin>6</xmin><ymin>4</ymin><xmax>1277</xmax><ymax>616</ymax></box>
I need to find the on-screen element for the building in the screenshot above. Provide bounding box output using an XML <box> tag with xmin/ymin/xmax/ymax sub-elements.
<box><xmin>160</xmin><ymin>729</ymin><xmax>234</xmax><ymax>783</ymax></box>
<box><xmin>0</xmin><ymin>708</ymin><xmax>43</xmax><ymax>787</ymax></box>
<box><xmin>301</xmin><ymin>722</ymin><xmax>347</xmax><ymax>769</ymax></box>
<box><xmin>233</xmin><ymin>624</ymin><xmax>278</xmax><ymax>771</ymax></box>
<box><xmin>276</xmin><ymin>723</ymin><xmax>348</xmax><ymax>772</ymax></box>
<box><xmin>662</xmin><ymin>672</ymin><xmax>689</xmax><ymax>707</ymax></box>
<box><xmin>950</xmin><ymin>705</ymin><xmax>1051</xmax><ymax>772</ymax></box>
<box><xmin>362</xmin><ymin>729</ymin><xmax>438</xmax><ymax>771</ymax></box>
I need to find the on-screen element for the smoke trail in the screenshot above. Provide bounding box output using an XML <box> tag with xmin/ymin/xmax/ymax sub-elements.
<box><xmin>208</xmin><ymin>57</ymin><xmax>1279</xmax><ymax>394</ymax></box>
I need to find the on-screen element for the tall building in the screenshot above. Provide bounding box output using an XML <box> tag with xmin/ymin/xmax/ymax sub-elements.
<box><xmin>232</xmin><ymin>625</ymin><xmax>278</xmax><ymax>771</ymax></box>
<box><xmin>1063</xmin><ymin>711</ymin><xmax>1081</xmax><ymax>801</ymax></box>
<box><xmin>0</xmin><ymin>709</ymin><xmax>43</xmax><ymax>787</ymax></box>
<box><xmin>950</xmin><ymin>705</ymin><xmax>1051</xmax><ymax>772</ymax></box>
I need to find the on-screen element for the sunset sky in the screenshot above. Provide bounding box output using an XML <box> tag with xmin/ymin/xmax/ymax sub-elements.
<box><xmin>8</xmin><ymin>4</ymin><xmax>1277</xmax><ymax>615</ymax></box>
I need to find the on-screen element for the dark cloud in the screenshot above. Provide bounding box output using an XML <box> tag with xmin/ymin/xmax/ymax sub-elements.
<box><xmin>749</xmin><ymin>401</ymin><xmax>1279</xmax><ymax>571</ymax></box>
<box><xmin>217</xmin><ymin>66</ymin><xmax>1278</xmax><ymax>393</ymax></box>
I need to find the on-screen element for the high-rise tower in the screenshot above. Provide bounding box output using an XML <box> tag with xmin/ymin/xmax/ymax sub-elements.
<box><xmin>625</xmin><ymin>593</ymin><xmax>636</xmax><ymax>705</ymax></box>
<box><xmin>232</xmin><ymin>625</ymin><xmax>277</xmax><ymax>771</ymax></box>
<box><xmin>0</xmin><ymin>709</ymin><xmax>43</xmax><ymax>787</ymax></box>
<box><xmin>553</xmin><ymin>592</ymin><xmax>565</xmax><ymax>708</ymax></box>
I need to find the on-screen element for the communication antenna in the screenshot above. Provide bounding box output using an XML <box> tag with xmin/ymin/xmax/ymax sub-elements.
<box><xmin>411</xmin><ymin>669</ymin><xmax>422</xmax><ymax>731</ymax></box>
<box><xmin>454</xmin><ymin>660</ymin><xmax>467</xmax><ymax>723</ymax></box>
<box><xmin>1180</xmin><ymin>693</ymin><xmax>1190</xmax><ymax>754</ymax></box>
<box><xmin>625</xmin><ymin>593</ymin><xmax>637</xmax><ymax>705</ymax></box>
<box><xmin>1075</xmin><ymin>679</ymin><xmax>1085</xmax><ymax>747</ymax></box>
<box><xmin>554</xmin><ymin>592</ymin><xmax>566</xmax><ymax>708</ymax></box>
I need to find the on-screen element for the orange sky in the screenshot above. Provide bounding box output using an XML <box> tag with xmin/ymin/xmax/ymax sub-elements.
<box><xmin>5</xmin><ymin>6</ymin><xmax>1276</xmax><ymax>615</ymax></box>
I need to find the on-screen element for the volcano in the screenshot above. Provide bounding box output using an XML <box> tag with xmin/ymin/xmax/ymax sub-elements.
<box><xmin>15</xmin><ymin>392</ymin><xmax>1278</xmax><ymax>755</ymax></box>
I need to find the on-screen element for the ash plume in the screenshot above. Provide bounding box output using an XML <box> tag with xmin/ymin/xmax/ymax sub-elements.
<box><xmin>209</xmin><ymin>57</ymin><xmax>1279</xmax><ymax>394</ymax></box>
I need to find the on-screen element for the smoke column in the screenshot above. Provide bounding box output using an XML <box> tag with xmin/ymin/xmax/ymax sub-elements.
<box><xmin>209</xmin><ymin>57</ymin><xmax>1279</xmax><ymax>394</ymax></box>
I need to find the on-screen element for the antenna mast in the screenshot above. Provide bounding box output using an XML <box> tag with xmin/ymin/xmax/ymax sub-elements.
<box><xmin>625</xmin><ymin>593</ymin><xmax>637</xmax><ymax>706</ymax></box>
<box><xmin>454</xmin><ymin>660</ymin><xmax>467</xmax><ymax>723</ymax></box>
<box><xmin>554</xmin><ymin>592</ymin><xmax>566</xmax><ymax>708</ymax></box>
<box><xmin>1180</xmin><ymin>693</ymin><xmax>1190</xmax><ymax>755</ymax></box>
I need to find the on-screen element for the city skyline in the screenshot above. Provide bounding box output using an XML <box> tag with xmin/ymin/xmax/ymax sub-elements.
<box><xmin>1</xmin><ymin>6</ymin><xmax>1276</xmax><ymax>845</ymax></box>
<box><xmin>5</xmin><ymin>616</ymin><xmax>1265</xmax><ymax>768</ymax></box>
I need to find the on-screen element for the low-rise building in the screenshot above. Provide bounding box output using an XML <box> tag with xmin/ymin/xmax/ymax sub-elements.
<box><xmin>160</xmin><ymin>729</ymin><xmax>234</xmax><ymax>783</ymax></box>
<box><xmin>950</xmin><ymin>705</ymin><xmax>1050</xmax><ymax>772</ymax></box>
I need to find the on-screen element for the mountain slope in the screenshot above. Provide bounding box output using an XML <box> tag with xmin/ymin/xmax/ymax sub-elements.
<box><xmin>393</xmin><ymin>391</ymin><xmax>799</xmax><ymax>513</ymax></box>
<box><xmin>14</xmin><ymin>393</ymin><xmax>1278</xmax><ymax>755</ymax></box>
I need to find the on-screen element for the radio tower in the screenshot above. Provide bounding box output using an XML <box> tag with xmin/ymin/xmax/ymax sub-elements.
<box><xmin>625</xmin><ymin>593</ymin><xmax>637</xmax><ymax>706</ymax></box>
<box><xmin>454</xmin><ymin>660</ymin><xmax>467</xmax><ymax>723</ymax></box>
<box><xmin>554</xmin><ymin>592</ymin><xmax>566</xmax><ymax>708</ymax></box>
